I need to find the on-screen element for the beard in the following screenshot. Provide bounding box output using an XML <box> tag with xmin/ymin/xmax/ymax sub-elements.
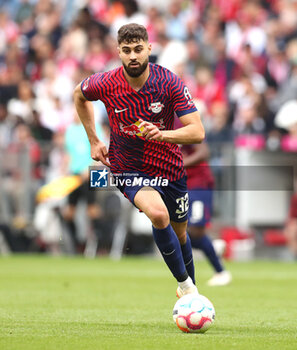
<box><xmin>123</xmin><ymin>58</ymin><xmax>149</xmax><ymax>78</ymax></box>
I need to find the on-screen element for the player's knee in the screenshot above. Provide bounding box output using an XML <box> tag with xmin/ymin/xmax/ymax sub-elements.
<box><xmin>148</xmin><ymin>207</ymin><xmax>169</xmax><ymax>229</ymax></box>
<box><xmin>188</xmin><ymin>226</ymin><xmax>205</xmax><ymax>239</ymax></box>
<box><xmin>178</xmin><ymin>232</ymin><xmax>187</xmax><ymax>245</ymax></box>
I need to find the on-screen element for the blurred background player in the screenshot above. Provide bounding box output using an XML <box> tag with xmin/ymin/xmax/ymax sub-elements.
<box><xmin>181</xmin><ymin>140</ymin><xmax>232</xmax><ymax>286</ymax></box>
<box><xmin>284</xmin><ymin>190</ymin><xmax>297</xmax><ymax>260</ymax></box>
<box><xmin>63</xmin><ymin>112</ymin><xmax>104</xmax><ymax>253</ymax></box>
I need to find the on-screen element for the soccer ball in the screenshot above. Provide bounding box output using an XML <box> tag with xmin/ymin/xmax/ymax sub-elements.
<box><xmin>173</xmin><ymin>294</ymin><xmax>215</xmax><ymax>333</ymax></box>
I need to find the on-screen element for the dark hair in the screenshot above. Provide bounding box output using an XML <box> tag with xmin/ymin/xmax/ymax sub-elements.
<box><xmin>117</xmin><ymin>23</ymin><xmax>148</xmax><ymax>44</ymax></box>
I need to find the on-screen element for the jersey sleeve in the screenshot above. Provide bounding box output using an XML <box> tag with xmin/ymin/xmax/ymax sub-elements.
<box><xmin>81</xmin><ymin>73</ymin><xmax>105</xmax><ymax>101</ymax></box>
<box><xmin>170</xmin><ymin>74</ymin><xmax>197</xmax><ymax>117</ymax></box>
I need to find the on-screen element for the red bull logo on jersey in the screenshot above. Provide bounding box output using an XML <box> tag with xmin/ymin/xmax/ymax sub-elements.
<box><xmin>119</xmin><ymin>119</ymin><xmax>165</xmax><ymax>136</ymax></box>
<box><xmin>152</xmin><ymin>118</ymin><xmax>165</xmax><ymax>129</ymax></box>
<box><xmin>119</xmin><ymin>122</ymin><xmax>141</xmax><ymax>136</ymax></box>
<box><xmin>148</xmin><ymin>102</ymin><xmax>164</xmax><ymax>113</ymax></box>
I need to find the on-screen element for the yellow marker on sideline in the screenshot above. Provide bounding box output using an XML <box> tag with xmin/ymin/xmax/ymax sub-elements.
<box><xmin>36</xmin><ymin>175</ymin><xmax>82</xmax><ymax>203</ymax></box>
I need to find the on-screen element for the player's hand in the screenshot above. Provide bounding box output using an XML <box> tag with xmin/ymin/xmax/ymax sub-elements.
<box><xmin>138</xmin><ymin>119</ymin><xmax>163</xmax><ymax>142</ymax></box>
<box><xmin>90</xmin><ymin>140</ymin><xmax>110</xmax><ymax>167</ymax></box>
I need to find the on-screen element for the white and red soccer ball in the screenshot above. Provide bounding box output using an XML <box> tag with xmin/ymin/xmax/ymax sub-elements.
<box><xmin>173</xmin><ymin>294</ymin><xmax>215</xmax><ymax>333</ymax></box>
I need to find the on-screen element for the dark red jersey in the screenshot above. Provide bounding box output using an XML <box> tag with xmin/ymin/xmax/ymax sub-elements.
<box><xmin>181</xmin><ymin>144</ymin><xmax>215</xmax><ymax>190</ymax></box>
<box><xmin>81</xmin><ymin>63</ymin><xmax>197</xmax><ymax>181</ymax></box>
<box><xmin>289</xmin><ymin>193</ymin><xmax>297</xmax><ymax>219</ymax></box>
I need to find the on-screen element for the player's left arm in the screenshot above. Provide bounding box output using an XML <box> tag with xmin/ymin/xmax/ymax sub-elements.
<box><xmin>138</xmin><ymin>111</ymin><xmax>205</xmax><ymax>144</ymax></box>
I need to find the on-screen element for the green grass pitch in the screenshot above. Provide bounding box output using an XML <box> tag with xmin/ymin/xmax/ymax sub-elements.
<box><xmin>0</xmin><ymin>255</ymin><xmax>296</xmax><ymax>350</ymax></box>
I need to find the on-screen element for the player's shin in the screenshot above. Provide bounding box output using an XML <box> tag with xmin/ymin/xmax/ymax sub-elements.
<box><xmin>64</xmin><ymin>219</ymin><xmax>79</xmax><ymax>251</ymax></box>
<box><xmin>152</xmin><ymin>224</ymin><xmax>188</xmax><ymax>282</ymax></box>
<box><xmin>180</xmin><ymin>233</ymin><xmax>195</xmax><ymax>284</ymax></box>
<box><xmin>191</xmin><ymin>235</ymin><xmax>224</xmax><ymax>273</ymax></box>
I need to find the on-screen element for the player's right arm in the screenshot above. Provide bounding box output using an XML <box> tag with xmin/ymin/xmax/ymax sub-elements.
<box><xmin>73</xmin><ymin>83</ymin><xmax>110</xmax><ymax>167</ymax></box>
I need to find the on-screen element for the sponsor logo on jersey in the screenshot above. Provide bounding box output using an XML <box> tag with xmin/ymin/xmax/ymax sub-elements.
<box><xmin>119</xmin><ymin>122</ymin><xmax>141</xmax><ymax>136</ymax></box>
<box><xmin>119</xmin><ymin>119</ymin><xmax>165</xmax><ymax>136</ymax></box>
<box><xmin>152</xmin><ymin>118</ymin><xmax>165</xmax><ymax>130</ymax></box>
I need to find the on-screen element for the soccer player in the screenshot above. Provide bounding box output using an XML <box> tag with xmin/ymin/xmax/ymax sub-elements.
<box><xmin>181</xmin><ymin>141</ymin><xmax>232</xmax><ymax>286</ymax></box>
<box><xmin>63</xmin><ymin>112</ymin><xmax>104</xmax><ymax>253</ymax></box>
<box><xmin>73</xmin><ymin>23</ymin><xmax>205</xmax><ymax>297</ymax></box>
<box><xmin>284</xmin><ymin>192</ymin><xmax>297</xmax><ymax>260</ymax></box>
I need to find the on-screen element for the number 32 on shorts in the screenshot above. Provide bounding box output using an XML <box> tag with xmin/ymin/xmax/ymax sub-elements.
<box><xmin>176</xmin><ymin>193</ymin><xmax>189</xmax><ymax>219</ymax></box>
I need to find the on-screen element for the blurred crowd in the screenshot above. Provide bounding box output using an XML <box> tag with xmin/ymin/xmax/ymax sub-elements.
<box><xmin>1</xmin><ymin>0</ymin><xmax>297</xmax><ymax>256</ymax></box>
<box><xmin>1</xmin><ymin>0</ymin><xmax>297</xmax><ymax>146</ymax></box>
